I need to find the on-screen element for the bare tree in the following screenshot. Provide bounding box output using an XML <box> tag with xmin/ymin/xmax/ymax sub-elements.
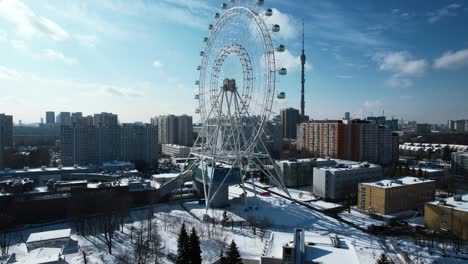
<box><xmin>247</xmin><ymin>215</ymin><xmax>258</xmax><ymax>235</ymax></box>
<box><xmin>259</xmin><ymin>217</ymin><xmax>273</xmax><ymax>241</ymax></box>
<box><xmin>81</xmin><ymin>249</ymin><xmax>88</xmax><ymax>264</ymax></box>
<box><xmin>0</xmin><ymin>231</ymin><xmax>11</xmax><ymax>256</ymax></box>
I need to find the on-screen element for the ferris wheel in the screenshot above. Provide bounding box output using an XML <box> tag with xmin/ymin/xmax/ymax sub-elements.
<box><xmin>191</xmin><ymin>0</ymin><xmax>290</xmax><ymax>210</ymax></box>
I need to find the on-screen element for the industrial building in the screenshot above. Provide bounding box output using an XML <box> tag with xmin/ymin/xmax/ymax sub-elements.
<box><xmin>358</xmin><ymin>177</ymin><xmax>436</xmax><ymax>215</ymax></box>
<box><xmin>313</xmin><ymin>161</ymin><xmax>383</xmax><ymax>201</ymax></box>
<box><xmin>424</xmin><ymin>194</ymin><xmax>468</xmax><ymax>241</ymax></box>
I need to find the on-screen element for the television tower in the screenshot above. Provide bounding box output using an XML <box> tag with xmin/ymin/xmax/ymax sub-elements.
<box><xmin>300</xmin><ymin>20</ymin><xmax>306</xmax><ymax>120</ymax></box>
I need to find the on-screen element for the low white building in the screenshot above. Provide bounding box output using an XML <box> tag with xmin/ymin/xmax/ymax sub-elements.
<box><xmin>313</xmin><ymin>162</ymin><xmax>383</xmax><ymax>201</ymax></box>
<box><xmin>26</xmin><ymin>229</ymin><xmax>71</xmax><ymax>251</ymax></box>
<box><xmin>14</xmin><ymin>247</ymin><xmax>65</xmax><ymax>264</ymax></box>
<box><xmin>161</xmin><ymin>144</ymin><xmax>191</xmax><ymax>158</ymax></box>
<box><xmin>261</xmin><ymin>229</ymin><xmax>359</xmax><ymax>264</ymax></box>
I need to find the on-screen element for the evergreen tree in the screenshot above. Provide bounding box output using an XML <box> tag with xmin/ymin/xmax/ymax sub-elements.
<box><xmin>376</xmin><ymin>253</ymin><xmax>391</xmax><ymax>264</ymax></box>
<box><xmin>176</xmin><ymin>224</ymin><xmax>190</xmax><ymax>264</ymax></box>
<box><xmin>219</xmin><ymin>250</ymin><xmax>227</xmax><ymax>264</ymax></box>
<box><xmin>189</xmin><ymin>227</ymin><xmax>202</xmax><ymax>264</ymax></box>
<box><xmin>226</xmin><ymin>240</ymin><xmax>242</xmax><ymax>264</ymax></box>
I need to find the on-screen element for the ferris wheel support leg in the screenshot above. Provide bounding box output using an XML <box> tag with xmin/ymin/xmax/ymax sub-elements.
<box><xmin>247</xmin><ymin>156</ymin><xmax>259</xmax><ymax>208</ymax></box>
<box><xmin>225</xmin><ymin>91</ymin><xmax>249</xmax><ymax>209</ymax></box>
<box><xmin>205</xmin><ymin>89</ymin><xmax>226</xmax><ymax>212</ymax></box>
<box><xmin>206</xmin><ymin>156</ymin><xmax>241</xmax><ymax>207</ymax></box>
<box><xmin>257</xmin><ymin>135</ymin><xmax>291</xmax><ymax>197</ymax></box>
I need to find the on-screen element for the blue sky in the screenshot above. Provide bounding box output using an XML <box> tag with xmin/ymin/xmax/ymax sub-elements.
<box><xmin>0</xmin><ymin>0</ymin><xmax>467</xmax><ymax>124</ymax></box>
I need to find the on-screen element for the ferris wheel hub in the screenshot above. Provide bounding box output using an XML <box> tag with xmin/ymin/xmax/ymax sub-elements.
<box><xmin>222</xmin><ymin>78</ymin><xmax>237</xmax><ymax>93</ymax></box>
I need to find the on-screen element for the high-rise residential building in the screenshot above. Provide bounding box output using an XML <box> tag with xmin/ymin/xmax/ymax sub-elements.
<box><xmin>452</xmin><ymin>152</ymin><xmax>468</xmax><ymax>194</ymax></box>
<box><xmin>455</xmin><ymin>120</ymin><xmax>467</xmax><ymax>133</ymax></box>
<box><xmin>0</xmin><ymin>114</ymin><xmax>13</xmax><ymax>169</ymax></box>
<box><xmin>280</xmin><ymin>108</ymin><xmax>300</xmax><ymax>139</ymax></box>
<box><xmin>57</xmin><ymin>112</ymin><xmax>71</xmax><ymax>126</ymax></box>
<box><xmin>61</xmin><ymin>113</ymin><xmax>158</xmax><ymax>166</ymax></box>
<box><xmin>366</xmin><ymin>116</ymin><xmax>386</xmax><ymax>126</ymax></box>
<box><xmin>297</xmin><ymin>114</ymin><xmax>398</xmax><ymax>165</ymax></box>
<box><xmin>151</xmin><ymin>115</ymin><xmax>193</xmax><ymax>147</ymax></box>
<box><xmin>94</xmin><ymin>112</ymin><xmax>118</xmax><ymax>127</ymax></box>
<box><xmin>385</xmin><ymin>118</ymin><xmax>399</xmax><ymax>131</ymax></box>
<box><xmin>448</xmin><ymin>120</ymin><xmax>456</xmax><ymax>131</ymax></box>
<box><xmin>46</xmin><ymin>111</ymin><xmax>55</xmax><ymax>124</ymax></box>
<box><xmin>297</xmin><ymin>120</ymin><xmax>348</xmax><ymax>159</ymax></box>
<box><xmin>416</xmin><ymin>123</ymin><xmax>432</xmax><ymax>134</ymax></box>
<box><xmin>61</xmin><ymin>124</ymin><xmax>100</xmax><ymax>166</ymax></box>
<box><xmin>177</xmin><ymin>115</ymin><xmax>193</xmax><ymax>147</ymax></box>
<box><xmin>121</xmin><ymin>123</ymin><xmax>158</xmax><ymax>164</ymax></box>
<box><xmin>264</xmin><ymin>120</ymin><xmax>282</xmax><ymax>158</ymax></box>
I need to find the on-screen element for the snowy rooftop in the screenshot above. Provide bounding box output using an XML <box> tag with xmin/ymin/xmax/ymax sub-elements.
<box><xmin>408</xmin><ymin>165</ymin><xmax>448</xmax><ymax>173</ymax></box>
<box><xmin>26</xmin><ymin>229</ymin><xmax>71</xmax><ymax>244</ymax></box>
<box><xmin>162</xmin><ymin>144</ymin><xmax>191</xmax><ymax>149</ymax></box>
<box><xmin>152</xmin><ymin>173</ymin><xmax>179</xmax><ymax>179</ymax></box>
<box><xmin>276</xmin><ymin>158</ymin><xmax>334</xmax><ymax>164</ymax></box>
<box><xmin>362</xmin><ymin>176</ymin><xmax>434</xmax><ymax>189</ymax></box>
<box><xmin>15</xmin><ymin>247</ymin><xmax>63</xmax><ymax>264</ymax></box>
<box><xmin>428</xmin><ymin>194</ymin><xmax>468</xmax><ymax>213</ymax></box>
<box><xmin>317</xmin><ymin>162</ymin><xmax>380</xmax><ymax>172</ymax></box>
<box><xmin>0</xmin><ymin>166</ymin><xmax>90</xmax><ymax>175</ymax></box>
<box><xmin>102</xmin><ymin>161</ymin><xmax>134</xmax><ymax>166</ymax></box>
<box><xmin>265</xmin><ymin>231</ymin><xmax>359</xmax><ymax>264</ymax></box>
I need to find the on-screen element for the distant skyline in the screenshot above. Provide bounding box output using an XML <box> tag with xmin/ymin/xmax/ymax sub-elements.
<box><xmin>1</xmin><ymin>0</ymin><xmax>467</xmax><ymax>124</ymax></box>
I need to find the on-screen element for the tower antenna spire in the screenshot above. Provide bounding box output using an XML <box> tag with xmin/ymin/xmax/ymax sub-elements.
<box><xmin>300</xmin><ymin>19</ymin><xmax>306</xmax><ymax>121</ymax></box>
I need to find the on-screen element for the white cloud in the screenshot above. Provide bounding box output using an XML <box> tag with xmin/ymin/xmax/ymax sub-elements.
<box><xmin>44</xmin><ymin>49</ymin><xmax>79</xmax><ymax>65</ymax></box>
<box><xmin>373</xmin><ymin>51</ymin><xmax>427</xmax><ymax>88</ymax></box>
<box><xmin>267</xmin><ymin>8</ymin><xmax>297</xmax><ymax>40</ymax></box>
<box><xmin>75</xmin><ymin>34</ymin><xmax>97</xmax><ymax>48</ymax></box>
<box><xmin>434</xmin><ymin>48</ymin><xmax>468</xmax><ymax>69</ymax></box>
<box><xmin>0</xmin><ymin>0</ymin><xmax>69</xmax><ymax>41</ymax></box>
<box><xmin>427</xmin><ymin>3</ymin><xmax>463</xmax><ymax>23</ymax></box>
<box><xmin>275</xmin><ymin>50</ymin><xmax>312</xmax><ymax>72</ymax></box>
<box><xmin>0</xmin><ymin>66</ymin><xmax>21</xmax><ymax>80</ymax></box>
<box><xmin>99</xmin><ymin>85</ymin><xmax>143</xmax><ymax>98</ymax></box>
<box><xmin>152</xmin><ymin>60</ymin><xmax>163</xmax><ymax>69</ymax></box>
<box><xmin>364</xmin><ymin>100</ymin><xmax>383</xmax><ymax>109</ymax></box>
<box><xmin>385</xmin><ymin>76</ymin><xmax>412</xmax><ymax>88</ymax></box>
<box><xmin>336</xmin><ymin>75</ymin><xmax>353</xmax><ymax>79</ymax></box>
<box><xmin>10</xmin><ymin>39</ymin><xmax>26</xmax><ymax>50</ymax></box>
<box><xmin>376</xmin><ymin>51</ymin><xmax>427</xmax><ymax>76</ymax></box>
<box><xmin>0</xmin><ymin>30</ymin><xmax>5</xmax><ymax>41</ymax></box>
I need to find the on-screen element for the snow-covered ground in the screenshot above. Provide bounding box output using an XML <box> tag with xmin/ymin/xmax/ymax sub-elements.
<box><xmin>338</xmin><ymin>209</ymin><xmax>387</xmax><ymax>229</ymax></box>
<box><xmin>4</xmin><ymin>185</ymin><xmax>467</xmax><ymax>264</ymax></box>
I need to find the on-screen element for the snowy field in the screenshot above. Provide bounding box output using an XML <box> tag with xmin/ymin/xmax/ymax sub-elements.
<box><xmin>4</xmin><ymin>185</ymin><xmax>467</xmax><ymax>263</ymax></box>
<box><xmin>338</xmin><ymin>209</ymin><xmax>387</xmax><ymax>229</ymax></box>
